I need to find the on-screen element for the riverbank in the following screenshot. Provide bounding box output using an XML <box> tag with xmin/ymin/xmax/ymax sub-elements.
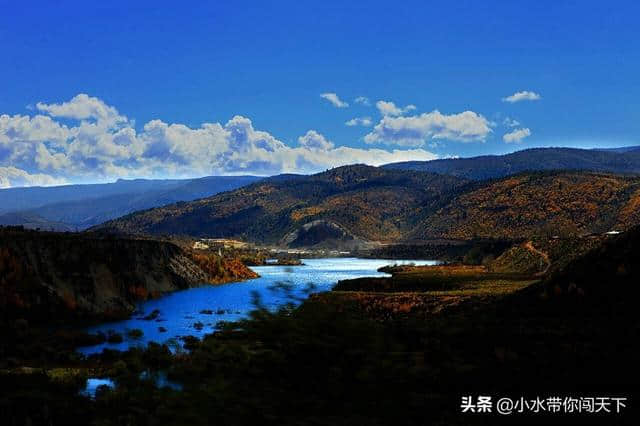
<box><xmin>75</xmin><ymin>258</ymin><xmax>437</xmax><ymax>354</ymax></box>
<box><xmin>0</xmin><ymin>227</ymin><xmax>257</xmax><ymax>322</ymax></box>
<box><xmin>3</xmin><ymin>232</ymin><xmax>640</xmax><ymax>424</ymax></box>
<box><xmin>324</xmin><ymin>262</ymin><xmax>538</xmax><ymax>322</ymax></box>
<box><xmin>5</xmin><ymin>251</ymin><xmax>639</xmax><ymax>425</ymax></box>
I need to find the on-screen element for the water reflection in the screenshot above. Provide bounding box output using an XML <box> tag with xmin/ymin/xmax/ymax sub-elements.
<box><xmin>78</xmin><ymin>258</ymin><xmax>436</xmax><ymax>355</ymax></box>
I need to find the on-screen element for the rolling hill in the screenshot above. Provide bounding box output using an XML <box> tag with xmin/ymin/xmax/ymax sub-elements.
<box><xmin>0</xmin><ymin>175</ymin><xmax>262</xmax><ymax>230</ymax></box>
<box><xmin>0</xmin><ymin>178</ymin><xmax>184</xmax><ymax>214</ymax></box>
<box><xmin>95</xmin><ymin>165</ymin><xmax>469</xmax><ymax>246</ymax></box>
<box><xmin>95</xmin><ymin>166</ymin><xmax>640</xmax><ymax>247</ymax></box>
<box><xmin>383</xmin><ymin>147</ymin><xmax>640</xmax><ymax>180</ymax></box>
<box><xmin>543</xmin><ymin>222</ymin><xmax>640</xmax><ymax>300</ymax></box>
<box><xmin>9</xmin><ymin>146</ymin><xmax>640</xmax><ymax>234</ymax></box>
<box><xmin>412</xmin><ymin>171</ymin><xmax>640</xmax><ymax>240</ymax></box>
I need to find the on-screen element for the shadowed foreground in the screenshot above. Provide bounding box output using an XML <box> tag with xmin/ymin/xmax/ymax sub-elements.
<box><xmin>2</xmin><ymin>229</ymin><xmax>640</xmax><ymax>425</ymax></box>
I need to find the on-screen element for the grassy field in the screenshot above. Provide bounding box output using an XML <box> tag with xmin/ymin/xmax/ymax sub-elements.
<box><xmin>326</xmin><ymin>263</ymin><xmax>540</xmax><ymax>322</ymax></box>
<box><xmin>334</xmin><ymin>263</ymin><xmax>537</xmax><ymax>292</ymax></box>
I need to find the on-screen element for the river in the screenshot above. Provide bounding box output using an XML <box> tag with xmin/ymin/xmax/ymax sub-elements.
<box><xmin>78</xmin><ymin>258</ymin><xmax>437</xmax><ymax>355</ymax></box>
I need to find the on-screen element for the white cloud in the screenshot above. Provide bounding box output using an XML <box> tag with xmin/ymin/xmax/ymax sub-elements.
<box><xmin>0</xmin><ymin>93</ymin><xmax>440</xmax><ymax>187</ymax></box>
<box><xmin>320</xmin><ymin>92</ymin><xmax>349</xmax><ymax>108</ymax></box>
<box><xmin>503</xmin><ymin>128</ymin><xmax>531</xmax><ymax>143</ymax></box>
<box><xmin>354</xmin><ymin>96</ymin><xmax>370</xmax><ymax>106</ymax></box>
<box><xmin>502</xmin><ymin>90</ymin><xmax>541</xmax><ymax>103</ymax></box>
<box><xmin>345</xmin><ymin>117</ymin><xmax>372</xmax><ymax>127</ymax></box>
<box><xmin>36</xmin><ymin>93</ymin><xmax>128</xmax><ymax>127</ymax></box>
<box><xmin>297</xmin><ymin>146</ymin><xmax>438</xmax><ymax>169</ymax></box>
<box><xmin>298</xmin><ymin>130</ymin><xmax>335</xmax><ymax>150</ymax></box>
<box><xmin>503</xmin><ymin>117</ymin><xmax>521</xmax><ymax>127</ymax></box>
<box><xmin>0</xmin><ymin>114</ymin><xmax>71</xmax><ymax>144</ymax></box>
<box><xmin>0</xmin><ymin>166</ymin><xmax>66</xmax><ymax>188</ymax></box>
<box><xmin>375</xmin><ymin>100</ymin><xmax>416</xmax><ymax>117</ymax></box>
<box><xmin>364</xmin><ymin>110</ymin><xmax>492</xmax><ymax>147</ymax></box>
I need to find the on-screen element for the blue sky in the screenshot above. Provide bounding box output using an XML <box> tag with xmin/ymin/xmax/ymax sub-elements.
<box><xmin>1</xmin><ymin>1</ymin><xmax>639</xmax><ymax>186</ymax></box>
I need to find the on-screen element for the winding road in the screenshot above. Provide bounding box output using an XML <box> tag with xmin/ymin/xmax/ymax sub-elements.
<box><xmin>523</xmin><ymin>241</ymin><xmax>551</xmax><ymax>276</ymax></box>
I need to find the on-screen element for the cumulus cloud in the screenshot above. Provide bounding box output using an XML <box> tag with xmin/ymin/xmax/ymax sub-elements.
<box><xmin>503</xmin><ymin>127</ymin><xmax>531</xmax><ymax>143</ymax></box>
<box><xmin>320</xmin><ymin>92</ymin><xmax>349</xmax><ymax>108</ymax></box>
<box><xmin>298</xmin><ymin>130</ymin><xmax>335</xmax><ymax>150</ymax></box>
<box><xmin>375</xmin><ymin>100</ymin><xmax>417</xmax><ymax>117</ymax></box>
<box><xmin>0</xmin><ymin>94</ymin><xmax>440</xmax><ymax>187</ymax></box>
<box><xmin>0</xmin><ymin>166</ymin><xmax>66</xmax><ymax>188</ymax></box>
<box><xmin>364</xmin><ymin>110</ymin><xmax>492</xmax><ymax>147</ymax></box>
<box><xmin>345</xmin><ymin>117</ymin><xmax>372</xmax><ymax>127</ymax></box>
<box><xmin>36</xmin><ymin>93</ymin><xmax>128</xmax><ymax>127</ymax></box>
<box><xmin>299</xmin><ymin>146</ymin><xmax>438</xmax><ymax>169</ymax></box>
<box><xmin>354</xmin><ymin>96</ymin><xmax>370</xmax><ymax>106</ymax></box>
<box><xmin>502</xmin><ymin>90</ymin><xmax>541</xmax><ymax>103</ymax></box>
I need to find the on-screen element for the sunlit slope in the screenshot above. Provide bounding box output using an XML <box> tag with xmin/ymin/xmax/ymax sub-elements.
<box><xmin>95</xmin><ymin>165</ymin><xmax>468</xmax><ymax>244</ymax></box>
<box><xmin>413</xmin><ymin>171</ymin><xmax>640</xmax><ymax>240</ymax></box>
<box><xmin>96</xmin><ymin>166</ymin><xmax>640</xmax><ymax>247</ymax></box>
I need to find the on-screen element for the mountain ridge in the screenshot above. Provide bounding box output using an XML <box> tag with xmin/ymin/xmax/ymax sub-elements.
<box><xmin>95</xmin><ymin>166</ymin><xmax>640</xmax><ymax>247</ymax></box>
<box><xmin>0</xmin><ymin>175</ymin><xmax>262</xmax><ymax>230</ymax></box>
<box><xmin>95</xmin><ymin>165</ymin><xmax>470</xmax><ymax>245</ymax></box>
<box><xmin>383</xmin><ymin>147</ymin><xmax>640</xmax><ymax>180</ymax></box>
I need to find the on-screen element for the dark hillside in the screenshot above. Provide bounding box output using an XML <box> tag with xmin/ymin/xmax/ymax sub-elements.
<box><xmin>384</xmin><ymin>147</ymin><xmax>640</xmax><ymax>180</ymax></box>
<box><xmin>543</xmin><ymin>225</ymin><xmax>640</xmax><ymax>302</ymax></box>
<box><xmin>0</xmin><ymin>227</ymin><xmax>256</xmax><ymax>321</ymax></box>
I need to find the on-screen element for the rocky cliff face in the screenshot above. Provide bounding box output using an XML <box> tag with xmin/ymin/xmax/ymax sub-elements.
<box><xmin>0</xmin><ymin>227</ymin><xmax>256</xmax><ymax>321</ymax></box>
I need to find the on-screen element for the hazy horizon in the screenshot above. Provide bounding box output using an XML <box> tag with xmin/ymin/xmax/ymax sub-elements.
<box><xmin>2</xmin><ymin>143</ymin><xmax>639</xmax><ymax>189</ymax></box>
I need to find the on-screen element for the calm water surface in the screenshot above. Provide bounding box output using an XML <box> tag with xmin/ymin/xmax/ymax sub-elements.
<box><xmin>78</xmin><ymin>258</ymin><xmax>436</xmax><ymax>355</ymax></box>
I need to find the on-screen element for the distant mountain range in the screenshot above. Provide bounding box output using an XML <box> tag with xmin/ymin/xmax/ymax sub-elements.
<box><xmin>595</xmin><ymin>145</ymin><xmax>640</xmax><ymax>153</ymax></box>
<box><xmin>96</xmin><ymin>164</ymin><xmax>640</xmax><ymax>247</ymax></box>
<box><xmin>383</xmin><ymin>147</ymin><xmax>640</xmax><ymax>180</ymax></box>
<box><xmin>6</xmin><ymin>146</ymin><xmax>640</xmax><ymax>237</ymax></box>
<box><xmin>0</xmin><ymin>175</ymin><xmax>262</xmax><ymax>231</ymax></box>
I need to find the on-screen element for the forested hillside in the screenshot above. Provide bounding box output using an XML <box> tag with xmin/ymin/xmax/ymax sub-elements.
<box><xmin>0</xmin><ymin>227</ymin><xmax>256</xmax><ymax>320</ymax></box>
<box><xmin>96</xmin><ymin>165</ymin><xmax>469</xmax><ymax>245</ymax></box>
<box><xmin>96</xmin><ymin>166</ymin><xmax>640</xmax><ymax>246</ymax></box>
<box><xmin>413</xmin><ymin>172</ymin><xmax>640</xmax><ymax>240</ymax></box>
<box><xmin>384</xmin><ymin>147</ymin><xmax>640</xmax><ymax>180</ymax></box>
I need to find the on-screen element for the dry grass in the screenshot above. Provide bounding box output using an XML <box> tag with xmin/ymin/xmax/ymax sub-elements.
<box><xmin>328</xmin><ymin>263</ymin><xmax>539</xmax><ymax>321</ymax></box>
